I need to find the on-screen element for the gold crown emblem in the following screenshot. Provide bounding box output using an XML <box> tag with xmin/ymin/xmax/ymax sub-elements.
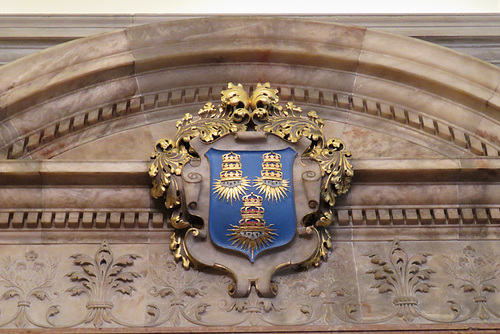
<box><xmin>241</xmin><ymin>206</ymin><xmax>265</xmax><ymax>219</ymax></box>
<box><xmin>222</xmin><ymin>162</ymin><xmax>241</xmax><ymax>170</ymax></box>
<box><xmin>261</xmin><ymin>152</ymin><xmax>284</xmax><ymax>181</ymax></box>
<box><xmin>220</xmin><ymin>170</ymin><xmax>243</xmax><ymax>181</ymax></box>
<box><xmin>261</xmin><ymin>170</ymin><xmax>283</xmax><ymax>181</ymax></box>
<box><xmin>222</xmin><ymin>152</ymin><xmax>241</xmax><ymax>163</ymax></box>
<box><xmin>262</xmin><ymin>152</ymin><xmax>281</xmax><ymax>163</ymax></box>
<box><xmin>242</xmin><ymin>193</ymin><xmax>263</xmax><ymax>207</ymax></box>
<box><xmin>220</xmin><ymin>152</ymin><xmax>243</xmax><ymax>181</ymax></box>
<box><xmin>262</xmin><ymin>161</ymin><xmax>282</xmax><ymax>170</ymax></box>
<box><xmin>238</xmin><ymin>219</ymin><xmax>266</xmax><ymax>231</ymax></box>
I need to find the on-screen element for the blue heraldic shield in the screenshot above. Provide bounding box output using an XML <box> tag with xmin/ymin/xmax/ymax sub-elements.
<box><xmin>207</xmin><ymin>147</ymin><xmax>296</xmax><ymax>262</ymax></box>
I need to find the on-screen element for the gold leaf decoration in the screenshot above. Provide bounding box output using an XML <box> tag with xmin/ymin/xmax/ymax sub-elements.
<box><xmin>149</xmin><ymin>83</ymin><xmax>354</xmax><ymax>268</ymax></box>
<box><xmin>255</xmin><ymin>99</ymin><xmax>353</xmax><ymax>228</ymax></box>
<box><xmin>315</xmin><ymin>138</ymin><xmax>353</xmax><ymax>207</ymax></box>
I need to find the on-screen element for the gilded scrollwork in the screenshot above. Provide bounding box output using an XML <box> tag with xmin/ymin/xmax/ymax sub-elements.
<box><xmin>301</xmin><ymin>228</ymin><xmax>332</xmax><ymax>268</ymax></box>
<box><xmin>257</xmin><ymin>104</ymin><xmax>352</xmax><ymax>226</ymax></box>
<box><xmin>149</xmin><ymin>114</ymin><xmax>245</xmax><ymax>210</ymax></box>
<box><xmin>149</xmin><ymin>83</ymin><xmax>354</xmax><ymax>269</ymax></box>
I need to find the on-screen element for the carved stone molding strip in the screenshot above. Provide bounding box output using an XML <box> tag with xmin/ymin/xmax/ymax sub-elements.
<box><xmin>4</xmin><ymin>85</ymin><xmax>499</xmax><ymax>159</ymax></box>
<box><xmin>0</xmin><ymin>160</ymin><xmax>150</xmax><ymax>185</ymax></box>
<box><xmin>3</xmin><ymin>14</ymin><xmax>500</xmax><ymax>38</ymax></box>
<box><xmin>1</xmin><ymin>324</ymin><xmax>500</xmax><ymax>333</ymax></box>
<box><xmin>0</xmin><ymin>210</ymin><xmax>166</xmax><ymax>229</ymax></box>
<box><xmin>0</xmin><ymin>207</ymin><xmax>498</xmax><ymax>230</ymax></box>
<box><xmin>333</xmin><ymin>206</ymin><xmax>500</xmax><ymax>227</ymax></box>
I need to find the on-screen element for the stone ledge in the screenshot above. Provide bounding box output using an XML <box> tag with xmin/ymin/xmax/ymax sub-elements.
<box><xmin>0</xmin><ymin>322</ymin><xmax>498</xmax><ymax>333</ymax></box>
<box><xmin>2</xmin><ymin>14</ymin><xmax>500</xmax><ymax>38</ymax></box>
<box><xmin>0</xmin><ymin>158</ymin><xmax>498</xmax><ymax>185</ymax></box>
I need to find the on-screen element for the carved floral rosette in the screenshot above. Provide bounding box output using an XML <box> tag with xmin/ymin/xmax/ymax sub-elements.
<box><xmin>149</xmin><ymin>83</ymin><xmax>353</xmax><ymax>295</ymax></box>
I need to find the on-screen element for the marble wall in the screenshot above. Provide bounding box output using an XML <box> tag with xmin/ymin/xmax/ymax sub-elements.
<box><xmin>0</xmin><ymin>16</ymin><xmax>499</xmax><ymax>333</ymax></box>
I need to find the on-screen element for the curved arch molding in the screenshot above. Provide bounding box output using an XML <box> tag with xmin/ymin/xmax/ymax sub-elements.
<box><xmin>0</xmin><ymin>17</ymin><xmax>499</xmax><ymax>159</ymax></box>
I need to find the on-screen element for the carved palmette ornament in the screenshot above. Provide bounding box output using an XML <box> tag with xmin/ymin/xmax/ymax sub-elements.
<box><xmin>149</xmin><ymin>83</ymin><xmax>353</xmax><ymax>297</ymax></box>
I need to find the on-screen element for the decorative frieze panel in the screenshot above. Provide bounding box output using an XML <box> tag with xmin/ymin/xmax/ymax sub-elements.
<box><xmin>0</xmin><ymin>240</ymin><xmax>498</xmax><ymax>329</ymax></box>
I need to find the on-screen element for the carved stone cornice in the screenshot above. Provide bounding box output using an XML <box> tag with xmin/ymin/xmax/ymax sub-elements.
<box><xmin>0</xmin><ymin>160</ymin><xmax>498</xmax><ymax>234</ymax></box>
<box><xmin>0</xmin><ymin>161</ymin><xmax>150</xmax><ymax>185</ymax></box>
<box><xmin>0</xmin><ymin>207</ymin><xmax>497</xmax><ymax>233</ymax></box>
<box><xmin>1</xmin><ymin>158</ymin><xmax>498</xmax><ymax>185</ymax></box>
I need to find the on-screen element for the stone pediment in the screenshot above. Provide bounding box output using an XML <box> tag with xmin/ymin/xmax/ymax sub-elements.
<box><xmin>0</xmin><ymin>16</ymin><xmax>499</xmax><ymax>333</ymax></box>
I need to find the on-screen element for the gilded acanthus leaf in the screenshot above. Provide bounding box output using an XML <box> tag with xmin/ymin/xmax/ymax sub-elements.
<box><xmin>176</xmin><ymin>117</ymin><xmax>245</xmax><ymax>144</ymax></box>
<box><xmin>150</xmin><ymin>106</ymin><xmax>246</xmax><ymax>212</ymax></box>
<box><xmin>198</xmin><ymin>102</ymin><xmax>217</xmax><ymax>117</ymax></box>
<box><xmin>149</xmin><ymin>141</ymin><xmax>191</xmax><ymax>209</ymax></box>
<box><xmin>249</xmin><ymin>82</ymin><xmax>279</xmax><ymax>110</ymax></box>
<box><xmin>257</xmin><ymin>116</ymin><xmax>323</xmax><ymax>149</ymax></box>
<box><xmin>221</xmin><ymin>82</ymin><xmax>249</xmax><ymax>109</ymax></box>
<box><xmin>315</xmin><ymin>138</ymin><xmax>353</xmax><ymax>207</ymax></box>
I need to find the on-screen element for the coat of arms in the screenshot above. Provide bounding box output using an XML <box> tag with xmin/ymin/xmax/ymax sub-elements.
<box><xmin>149</xmin><ymin>83</ymin><xmax>353</xmax><ymax>297</ymax></box>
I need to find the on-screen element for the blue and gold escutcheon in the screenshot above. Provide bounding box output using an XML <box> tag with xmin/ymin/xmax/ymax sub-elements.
<box><xmin>207</xmin><ymin>148</ymin><xmax>296</xmax><ymax>262</ymax></box>
<box><xmin>150</xmin><ymin>83</ymin><xmax>354</xmax><ymax>297</ymax></box>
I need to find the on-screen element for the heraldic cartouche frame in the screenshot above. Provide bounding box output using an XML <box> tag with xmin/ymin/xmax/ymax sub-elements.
<box><xmin>149</xmin><ymin>83</ymin><xmax>353</xmax><ymax>297</ymax></box>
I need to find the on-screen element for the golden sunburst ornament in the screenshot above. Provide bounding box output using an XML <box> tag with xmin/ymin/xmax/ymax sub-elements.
<box><xmin>213</xmin><ymin>152</ymin><xmax>250</xmax><ymax>203</ymax></box>
<box><xmin>228</xmin><ymin>223</ymin><xmax>277</xmax><ymax>259</ymax></box>
<box><xmin>213</xmin><ymin>177</ymin><xmax>250</xmax><ymax>203</ymax></box>
<box><xmin>254</xmin><ymin>152</ymin><xmax>290</xmax><ymax>202</ymax></box>
<box><xmin>227</xmin><ymin>193</ymin><xmax>277</xmax><ymax>260</ymax></box>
